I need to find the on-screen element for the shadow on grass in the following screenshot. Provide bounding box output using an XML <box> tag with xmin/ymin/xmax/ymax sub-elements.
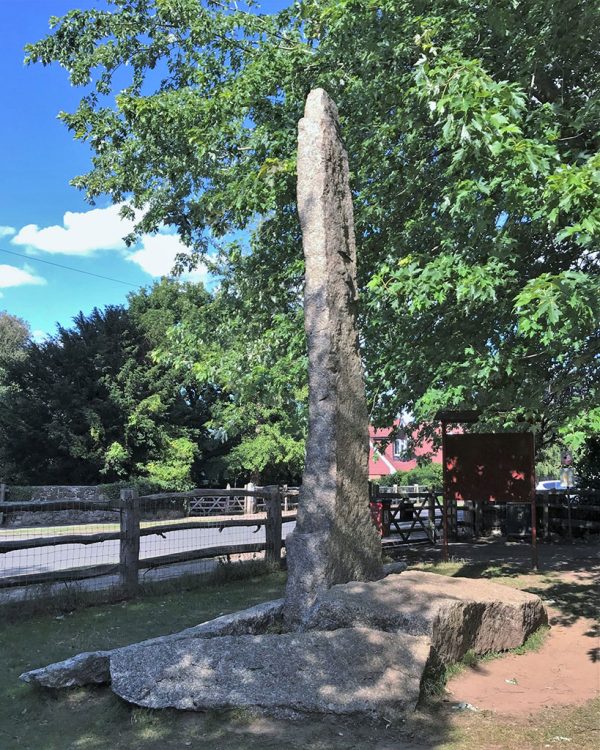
<box><xmin>0</xmin><ymin>567</ymin><xmax>454</xmax><ymax>750</ymax></box>
<box><xmin>526</xmin><ymin>580</ymin><xmax>599</xmax><ymax>626</ymax></box>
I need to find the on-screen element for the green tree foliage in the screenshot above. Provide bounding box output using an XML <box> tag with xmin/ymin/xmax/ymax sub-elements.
<box><xmin>0</xmin><ymin>281</ymin><xmax>219</xmax><ymax>487</ymax></box>
<box><xmin>0</xmin><ymin>312</ymin><xmax>30</xmax><ymax>383</ymax></box>
<box><xmin>26</xmin><ymin>0</ymin><xmax>599</xmax><ymax>464</ymax></box>
<box><xmin>575</xmin><ymin>436</ymin><xmax>600</xmax><ymax>490</ymax></box>
<box><xmin>0</xmin><ymin>312</ymin><xmax>31</xmax><ymax>479</ymax></box>
<box><xmin>159</xmin><ymin>270</ymin><xmax>307</xmax><ymax>483</ymax></box>
<box><xmin>377</xmin><ymin>463</ymin><xmax>443</xmax><ymax>489</ymax></box>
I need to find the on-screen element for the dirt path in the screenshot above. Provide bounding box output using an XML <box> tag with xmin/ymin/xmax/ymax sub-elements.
<box><xmin>448</xmin><ymin>606</ymin><xmax>599</xmax><ymax>715</ymax></box>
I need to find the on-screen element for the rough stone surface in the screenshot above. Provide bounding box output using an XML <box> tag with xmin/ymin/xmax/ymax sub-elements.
<box><xmin>20</xmin><ymin>573</ymin><xmax>547</xmax><ymax>719</ymax></box>
<box><xmin>7</xmin><ymin>510</ymin><xmax>117</xmax><ymax>527</ymax></box>
<box><xmin>7</xmin><ymin>485</ymin><xmax>111</xmax><ymax>502</ymax></box>
<box><xmin>155</xmin><ymin>598</ymin><xmax>285</xmax><ymax>642</ymax></box>
<box><xmin>305</xmin><ymin>571</ymin><xmax>547</xmax><ymax>664</ymax></box>
<box><xmin>19</xmin><ymin>599</ymin><xmax>284</xmax><ymax>688</ymax></box>
<box><xmin>382</xmin><ymin>561</ymin><xmax>408</xmax><ymax>576</ymax></box>
<box><xmin>19</xmin><ymin>651</ymin><xmax>111</xmax><ymax>688</ymax></box>
<box><xmin>284</xmin><ymin>87</ymin><xmax>382</xmax><ymax>626</ymax></box>
<box><xmin>110</xmin><ymin>627</ymin><xmax>430</xmax><ymax>716</ymax></box>
<box><xmin>4</xmin><ymin>485</ymin><xmax>116</xmax><ymax>526</ymax></box>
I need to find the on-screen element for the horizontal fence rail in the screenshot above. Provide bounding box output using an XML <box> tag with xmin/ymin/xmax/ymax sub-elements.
<box><xmin>1</xmin><ymin>481</ymin><xmax>597</xmax><ymax>595</ymax></box>
<box><xmin>0</xmin><ymin>485</ymin><xmax>298</xmax><ymax>593</ymax></box>
<box><xmin>452</xmin><ymin>494</ymin><xmax>600</xmax><ymax>539</ymax></box>
<box><xmin>369</xmin><ymin>486</ymin><xmax>600</xmax><ymax>543</ymax></box>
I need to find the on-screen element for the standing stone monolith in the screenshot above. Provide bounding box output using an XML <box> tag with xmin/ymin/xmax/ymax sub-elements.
<box><xmin>284</xmin><ymin>88</ymin><xmax>383</xmax><ymax>628</ymax></box>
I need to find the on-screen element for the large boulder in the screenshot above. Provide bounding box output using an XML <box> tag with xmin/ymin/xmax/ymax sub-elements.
<box><xmin>305</xmin><ymin>571</ymin><xmax>547</xmax><ymax>664</ymax></box>
<box><xmin>110</xmin><ymin>627</ymin><xmax>430</xmax><ymax>716</ymax></box>
<box><xmin>20</xmin><ymin>599</ymin><xmax>283</xmax><ymax>688</ymax></box>
<box><xmin>19</xmin><ymin>572</ymin><xmax>547</xmax><ymax>720</ymax></box>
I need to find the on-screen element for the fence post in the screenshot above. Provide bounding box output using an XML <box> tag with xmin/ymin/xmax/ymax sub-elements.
<box><xmin>428</xmin><ymin>492</ymin><xmax>436</xmax><ymax>542</ymax></box>
<box><xmin>264</xmin><ymin>485</ymin><xmax>283</xmax><ymax>563</ymax></box>
<box><xmin>0</xmin><ymin>481</ymin><xmax>5</xmax><ymax>525</ymax></box>
<box><xmin>120</xmin><ymin>487</ymin><xmax>140</xmax><ymax>596</ymax></box>
<box><xmin>566</xmin><ymin>490</ymin><xmax>573</xmax><ymax>541</ymax></box>
<box><xmin>244</xmin><ymin>482</ymin><xmax>256</xmax><ymax>515</ymax></box>
<box><xmin>543</xmin><ymin>500</ymin><xmax>550</xmax><ymax>541</ymax></box>
<box><xmin>451</xmin><ymin>497</ymin><xmax>458</xmax><ymax>540</ymax></box>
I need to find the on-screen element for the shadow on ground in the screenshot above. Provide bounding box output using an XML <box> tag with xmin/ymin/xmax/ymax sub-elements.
<box><xmin>3</xmin><ymin>543</ymin><xmax>598</xmax><ymax>750</ymax></box>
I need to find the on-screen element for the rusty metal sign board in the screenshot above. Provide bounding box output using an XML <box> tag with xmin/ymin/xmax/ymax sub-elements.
<box><xmin>443</xmin><ymin>432</ymin><xmax>535</xmax><ymax>504</ymax></box>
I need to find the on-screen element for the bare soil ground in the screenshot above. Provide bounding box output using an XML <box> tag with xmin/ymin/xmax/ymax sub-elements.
<box><xmin>448</xmin><ymin>600</ymin><xmax>598</xmax><ymax>716</ymax></box>
<box><xmin>408</xmin><ymin>541</ymin><xmax>600</xmax><ymax>748</ymax></box>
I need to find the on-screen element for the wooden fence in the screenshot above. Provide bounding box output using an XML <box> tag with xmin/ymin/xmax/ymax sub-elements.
<box><xmin>369</xmin><ymin>486</ymin><xmax>444</xmax><ymax>546</ymax></box>
<box><xmin>0</xmin><ymin>485</ymin><xmax>298</xmax><ymax>593</ymax></box>
<box><xmin>2</xmin><ymin>481</ymin><xmax>597</xmax><ymax>594</ymax></box>
<box><xmin>452</xmin><ymin>490</ymin><xmax>600</xmax><ymax>540</ymax></box>
<box><xmin>369</xmin><ymin>485</ymin><xmax>600</xmax><ymax>544</ymax></box>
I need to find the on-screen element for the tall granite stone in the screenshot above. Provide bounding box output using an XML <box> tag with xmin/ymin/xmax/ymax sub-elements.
<box><xmin>284</xmin><ymin>88</ymin><xmax>382</xmax><ymax>627</ymax></box>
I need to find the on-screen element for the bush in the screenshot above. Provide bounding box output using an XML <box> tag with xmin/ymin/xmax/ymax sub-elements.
<box><xmin>377</xmin><ymin>463</ymin><xmax>443</xmax><ymax>489</ymax></box>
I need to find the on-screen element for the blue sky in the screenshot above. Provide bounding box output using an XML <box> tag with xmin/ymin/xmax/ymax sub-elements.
<box><xmin>0</xmin><ymin>0</ymin><xmax>286</xmax><ymax>339</ymax></box>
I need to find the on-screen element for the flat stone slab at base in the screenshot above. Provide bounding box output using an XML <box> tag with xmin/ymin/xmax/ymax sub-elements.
<box><xmin>110</xmin><ymin>627</ymin><xmax>430</xmax><ymax>716</ymax></box>
<box><xmin>19</xmin><ymin>651</ymin><xmax>111</xmax><ymax>689</ymax></box>
<box><xmin>306</xmin><ymin>571</ymin><xmax>547</xmax><ymax>664</ymax></box>
<box><xmin>20</xmin><ymin>599</ymin><xmax>283</xmax><ymax>688</ymax></box>
<box><xmin>19</xmin><ymin>571</ymin><xmax>547</xmax><ymax>720</ymax></box>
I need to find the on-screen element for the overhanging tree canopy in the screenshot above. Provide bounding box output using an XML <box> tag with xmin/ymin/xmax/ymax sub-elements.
<box><xmin>26</xmin><ymin>0</ymin><xmax>600</xmax><ymax>458</ymax></box>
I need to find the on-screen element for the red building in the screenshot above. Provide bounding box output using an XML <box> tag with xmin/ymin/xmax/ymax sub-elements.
<box><xmin>368</xmin><ymin>421</ymin><xmax>442</xmax><ymax>479</ymax></box>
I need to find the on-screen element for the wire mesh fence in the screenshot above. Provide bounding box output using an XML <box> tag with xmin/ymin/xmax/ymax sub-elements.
<box><xmin>4</xmin><ymin>480</ymin><xmax>594</xmax><ymax>596</ymax></box>
<box><xmin>0</xmin><ymin>485</ymin><xmax>299</xmax><ymax>593</ymax></box>
<box><xmin>0</xmin><ymin>493</ymin><xmax>122</xmax><ymax>587</ymax></box>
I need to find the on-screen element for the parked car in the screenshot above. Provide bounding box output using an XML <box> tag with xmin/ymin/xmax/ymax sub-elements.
<box><xmin>536</xmin><ymin>479</ymin><xmax>566</xmax><ymax>491</ymax></box>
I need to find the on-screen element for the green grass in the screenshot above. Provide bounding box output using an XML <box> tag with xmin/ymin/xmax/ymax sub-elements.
<box><xmin>0</xmin><ymin>569</ymin><xmax>286</xmax><ymax>750</ymax></box>
<box><xmin>1</xmin><ymin>558</ymin><xmax>596</xmax><ymax>750</ymax></box>
<box><xmin>453</xmin><ymin>624</ymin><xmax>550</xmax><ymax>680</ymax></box>
<box><xmin>437</xmin><ymin>697</ymin><xmax>600</xmax><ymax>750</ymax></box>
<box><xmin>0</xmin><ymin>523</ymin><xmax>121</xmax><ymax>537</ymax></box>
<box><xmin>0</xmin><ymin>513</ymin><xmax>281</xmax><ymax>538</ymax></box>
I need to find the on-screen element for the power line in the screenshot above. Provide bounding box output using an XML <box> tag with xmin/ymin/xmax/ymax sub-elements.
<box><xmin>0</xmin><ymin>247</ymin><xmax>139</xmax><ymax>288</ymax></box>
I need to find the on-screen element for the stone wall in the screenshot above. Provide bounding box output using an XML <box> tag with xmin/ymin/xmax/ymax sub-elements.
<box><xmin>1</xmin><ymin>484</ymin><xmax>185</xmax><ymax>527</ymax></box>
<box><xmin>5</xmin><ymin>510</ymin><xmax>119</xmax><ymax>527</ymax></box>
<box><xmin>2</xmin><ymin>486</ymin><xmax>116</xmax><ymax>527</ymax></box>
<box><xmin>6</xmin><ymin>484</ymin><xmax>118</xmax><ymax>502</ymax></box>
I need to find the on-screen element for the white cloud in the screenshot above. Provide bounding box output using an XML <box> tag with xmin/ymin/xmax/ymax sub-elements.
<box><xmin>126</xmin><ymin>233</ymin><xmax>208</xmax><ymax>281</ymax></box>
<box><xmin>0</xmin><ymin>226</ymin><xmax>16</xmax><ymax>238</ymax></box>
<box><xmin>12</xmin><ymin>204</ymin><xmax>136</xmax><ymax>256</ymax></box>
<box><xmin>0</xmin><ymin>264</ymin><xmax>47</xmax><ymax>289</ymax></box>
<box><xmin>11</xmin><ymin>204</ymin><xmax>210</xmax><ymax>281</ymax></box>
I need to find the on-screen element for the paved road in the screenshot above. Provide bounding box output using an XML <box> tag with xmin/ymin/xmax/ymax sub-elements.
<box><xmin>0</xmin><ymin>509</ymin><xmax>458</xmax><ymax>581</ymax></box>
<box><xmin>0</xmin><ymin>521</ymin><xmax>297</xmax><ymax>579</ymax></box>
